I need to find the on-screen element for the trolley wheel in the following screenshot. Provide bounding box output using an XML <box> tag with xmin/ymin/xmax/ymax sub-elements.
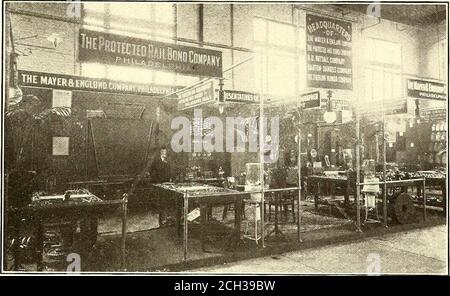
<box><xmin>391</xmin><ymin>193</ymin><xmax>416</xmax><ymax>224</ymax></box>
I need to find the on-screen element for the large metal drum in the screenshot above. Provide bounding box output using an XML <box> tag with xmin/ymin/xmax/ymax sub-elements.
<box><xmin>390</xmin><ymin>193</ymin><xmax>417</xmax><ymax>224</ymax></box>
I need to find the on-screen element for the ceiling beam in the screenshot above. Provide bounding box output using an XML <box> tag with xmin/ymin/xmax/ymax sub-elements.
<box><xmin>331</xmin><ymin>4</ymin><xmax>446</xmax><ymax>27</ymax></box>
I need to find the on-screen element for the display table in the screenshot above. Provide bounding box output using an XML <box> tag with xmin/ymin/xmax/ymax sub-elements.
<box><xmin>185</xmin><ymin>177</ymin><xmax>226</xmax><ymax>187</ymax></box>
<box><xmin>7</xmin><ymin>192</ymin><xmax>127</xmax><ymax>271</ymax></box>
<box><xmin>307</xmin><ymin>175</ymin><xmax>352</xmax><ymax>210</ymax></box>
<box><xmin>380</xmin><ymin>171</ymin><xmax>446</xmax><ymax>213</ymax></box>
<box><xmin>308</xmin><ymin>175</ymin><xmax>429</xmax><ymax>224</ymax></box>
<box><xmin>153</xmin><ymin>182</ymin><xmax>248</xmax><ymax>260</ymax></box>
<box><xmin>67</xmin><ymin>178</ymin><xmax>133</xmax><ymax>200</ymax></box>
<box><xmin>423</xmin><ymin>177</ymin><xmax>446</xmax><ymax>214</ymax></box>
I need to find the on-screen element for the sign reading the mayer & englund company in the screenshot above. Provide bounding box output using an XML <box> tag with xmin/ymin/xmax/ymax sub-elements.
<box><xmin>306</xmin><ymin>14</ymin><xmax>352</xmax><ymax>90</ymax></box>
<box><xmin>78</xmin><ymin>29</ymin><xmax>223</xmax><ymax>78</ymax></box>
<box><xmin>18</xmin><ymin>70</ymin><xmax>180</xmax><ymax>96</ymax></box>
<box><xmin>407</xmin><ymin>79</ymin><xmax>446</xmax><ymax>100</ymax></box>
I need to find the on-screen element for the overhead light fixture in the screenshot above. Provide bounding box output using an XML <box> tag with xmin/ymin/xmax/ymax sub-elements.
<box><xmin>324</xmin><ymin>90</ymin><xmax>336</xmax><ymax>123</ymax></box>
<box><xmin>217</xmin><ymin>78</ymin><xmax>225</xmax><ymax>114</ymax></box>
<box><xmin>156</xmin><ymin>106</ymin><xmax>161</xmax><ymax>121</ymax></box>
<box><xmin>218</xmin><ymin>104</ymin><xmax>225</xmax><ymax>114</ymax></box>
<box><xmin>46</xmin><ymin>33</ymin><xmax>63</xmax><ymax>48</ymax></box>
<box><xmin>323</xmin><ymin>111</ymin><xmax>336</xmax><ymax>124</ymax></box>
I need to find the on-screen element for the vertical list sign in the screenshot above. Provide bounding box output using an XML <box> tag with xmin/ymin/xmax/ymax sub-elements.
<box><xmin>306</xmin><ymin>14</ymin><xmax>353</xmax><ymax>90</ymax></box>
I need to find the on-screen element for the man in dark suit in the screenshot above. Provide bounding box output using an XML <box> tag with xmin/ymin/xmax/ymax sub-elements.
<box><xmin>150</xmin><ymin>147</ymin><xmax>171</xmax><ymax>183</ymax></box>
<box><xmin>150</xmin><ymin>147</ymin><xmax>174</xmax><ymax>226</ymax></box>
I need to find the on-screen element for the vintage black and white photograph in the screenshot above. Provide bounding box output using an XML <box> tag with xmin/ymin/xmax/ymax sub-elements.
<box><xmin>1</xmin><ymin>0</ymin><xmax>448</xmax><ymax>276</ymax></box>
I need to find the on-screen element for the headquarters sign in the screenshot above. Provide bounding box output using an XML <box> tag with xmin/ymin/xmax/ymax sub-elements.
<box><xmin>78</xmin><ymin>29</ymin><xmax>223</xmax><ymax>78</ymax></box>
<box><xmin>306</xmin><ymin>14</ymin><xmax>353</xmax><ymax>90</ymax></box>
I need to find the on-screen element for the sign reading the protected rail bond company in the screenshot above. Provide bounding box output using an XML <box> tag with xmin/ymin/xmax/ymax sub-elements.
<box><xmin>78</xmin><ymin>29</ymin><xmax>223</xmax><ymax>78</ymax></box>
<box><xmin>306</xmin><ymin>14</ymin><xmax>353</xmax><ymax>90</ymax></box>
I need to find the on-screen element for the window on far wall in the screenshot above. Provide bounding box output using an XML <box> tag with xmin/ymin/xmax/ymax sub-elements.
<box><xmin>82</xmin><ymin>3</ymin><xmax>197</xmax><ymax>86</ymax></box>
<box><xmin>52</xmin><ymin>137</ymin><xmax>70</xmax><ymax>156</ymax></box>
<box><xmin>363</xmin><ymin>38</ymin><xmax>402</xmax><ymax>102</ymax></box>
<box><xmin>52</xmin><ymin>89</ymin><xmax>72</xmax><ymax>108</ymax></box>
<box><xmin>253</xmin><ymin>18</ymin><xmax>299</xmax><ymax>97</ymax></box>
<box><xmin>440</xmin><ymin>40</ymin><xmax>446</xmax><ymax>80</ymax></box>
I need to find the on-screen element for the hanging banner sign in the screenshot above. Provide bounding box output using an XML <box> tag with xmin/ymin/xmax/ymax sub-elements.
<box><xmin>177</xmin><ymin>81</ymin><xmax>216</xmax><ymax>110</ymax></box>
<box><xmin>330</xmin><ymin>98</ymin><xmax>351</xmax><ymax>110</ymax></box>
<box><xmin>420</xmin><ymin>108</ymin><xmax>446</xmax><ymax>121</ymax></box>
<box><xmin>300</xmin><ymin>91</ymin><xmax>320</xmax><ymax>109</ymax></box>
<box><xmin>78</xmin><ymin>29</ymin><xmax>223</xmax><ymax>78</ymax></box>
<box><xmin>18</xmin><ymin>70</ymin><xmax>180</xmax><ymax>96</ymax></box>
<box><xmin>357</xmin><ymin>99</ymin><xmax>408</xmax><ymax>116</ymax></box>
<box><xmin>223</xmin><ymin>90</ymin><xmax>259</xmax><ymax>103</ymax></box>
<box><xmin>306</xmin><ymin>14</ymin><xmax>353</xmax><ymax>90</ymax></box>
<box><xmin>221</xmin><ymin>90</ymin><xmax>275</xmax><ymax>104</ymax></box>
<box><xmin>406</xmin><ymin>79</ymin><xmax>446</xmax><ymax>100</ymax></box>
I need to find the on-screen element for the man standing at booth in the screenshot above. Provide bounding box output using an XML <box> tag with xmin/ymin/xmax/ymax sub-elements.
<box><xmin>150</xmin><ymin>147</ymin><xmax>174</xmax><ymax>227</ymax></box>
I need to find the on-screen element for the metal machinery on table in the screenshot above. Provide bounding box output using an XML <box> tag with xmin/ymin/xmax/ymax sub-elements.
<box><xmin>414</xmin><ymin>171</ymin><xmax>447</xmax><ymax>215</ymax></box>
<box><xmin>6</xmin><ymin>189</ymin><xmax>127</xmax><ymax>271</ymax></box>
<box><xmin>306</xmin><ymin>169</ymin><xmax>444</xmax><ymax>225</ymax></box>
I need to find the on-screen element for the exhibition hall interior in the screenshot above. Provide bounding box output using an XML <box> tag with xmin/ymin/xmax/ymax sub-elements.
<box><xmin>3</xmin><ymin>1</ymin><xmax>448</xmax><ymax>273</ymax></box>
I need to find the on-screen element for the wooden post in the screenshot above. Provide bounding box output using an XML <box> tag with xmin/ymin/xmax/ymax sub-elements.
<box><xmin>3</xmin><ymin>173</ymin><xmax>9</xmax><ymax>271</ymax></box>
<box><xmin>259</xmin><ymin>94</ymin><xmax>265</xmax><ymax>248</ymax></box>
<box><xmin>234</xmin><ymin>197</ymin><xmax>243</xmax><ymax>245</ymax></box>
<box><xmin>423</xmin><ymin>179</ymin><xmax>427</xmax><ymax>221</ymax></box>
<box><xmin>442</xmin><ymin>182</ymin><xmax>446</xmax><ymax>216</ymax></box>
<box><xmin>183</xmin><ymin>193</ymin><xmax>189</xmax><ymax>261</ymax></box>
<box><xmin>121</xmin><ymin>195</ymin><xmax>128</xmax><ymax>270</ymax></box>
<box><xmin>382</xmin><ymin>117</ymin><xmax>388</xmax><ymax>228</ymax></box>
<box><xmin>297</xmin><ymin>129</ymin><xmax>302</xmax><ymax>242</ymax></box>
<box><xmin>13</xmin><ymin>215</ymin><xmax>20</xmax><ymax>271</ymax></box>
<box><xmin>5</xmin><ymin>4</ymin><xmax>12</xmax><ymax>114</ymax></box>
<box><xmin>36</xmin><ymin>222</ymin><xmax>44</xmax><ymax>271</ymax></box>
<box><xmin>355</xmin><ymin>113</ymin><xmax>362</xmax><ymax>232</ymax></box>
